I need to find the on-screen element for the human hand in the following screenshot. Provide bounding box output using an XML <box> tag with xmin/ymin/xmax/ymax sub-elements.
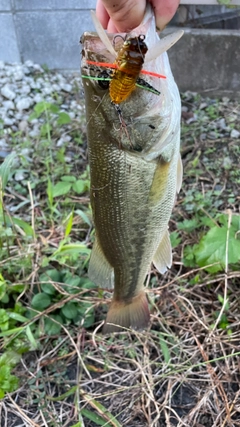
<box><xmin>96</xmin><ymin>0</ymin><xmax>180</xmax><ymax>32</ymax></box>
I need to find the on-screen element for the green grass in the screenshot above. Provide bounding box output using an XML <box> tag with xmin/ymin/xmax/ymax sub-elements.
<box><xmin>0</xmin><ymin>91</ymin><xmax>240</xmax><ymax>426</ymax></box>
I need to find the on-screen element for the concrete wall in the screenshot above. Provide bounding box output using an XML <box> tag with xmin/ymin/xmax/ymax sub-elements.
<box><xmin>0</xmin><ymin>1</ymin><xmax>96</xmax><ymax>68</ymax></box>
<box><xmin>167</xmin><ymin>28</ymin><xmax>240</xmax><ymax>98</ymax></box>
<box><xmin>0</xmin><ymin>1</ymin><xmax>239</xmax><ymax>96</ymax></box>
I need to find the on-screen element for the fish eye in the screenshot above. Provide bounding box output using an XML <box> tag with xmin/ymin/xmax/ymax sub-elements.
<box><xmin>97</xmin><ymin>70</ymin><xmax>110</xmax><ymax>90</ymax></box>
<box><xmin>139</xmin><ymin>35</ymin><xmax>145</xmax><ymax>41</ymax></box>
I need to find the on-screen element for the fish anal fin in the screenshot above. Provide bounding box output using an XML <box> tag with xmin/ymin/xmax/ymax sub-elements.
<box><xmin>103</xmin><ymin>291</ymin><xmax>150</xmax><ymax>334</ymax></box>
<box><xmin>177</xmin><ymin>154</ymin><xmax>183</xmax><ymax>194</ymax></box>
<box><xmin>153</xmin><ymin>229</ymin><xmax>172</xmax><ymax>274</ymax></box>
<box><xmin>88</xmin><ymin>238</ymin><xmax>114</xmax><ymax>290</ymax></box>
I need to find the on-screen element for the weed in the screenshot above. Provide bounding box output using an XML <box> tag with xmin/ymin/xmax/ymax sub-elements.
<box><xmin>0</xmin><ymin>86</ymin><xmax>239</xmax><ymax>426</ymax></box>
<box><xmin>182</xmin><ymin>212</ymin><xmax>240</xmax><ymax>273</ymax></box>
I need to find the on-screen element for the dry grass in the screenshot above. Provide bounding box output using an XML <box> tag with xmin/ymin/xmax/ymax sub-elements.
<box><xmin>1</xmin><ymin>93</ymin><xmax>240</xmax><ymax>426</ymax></box>
<box><xmin>2</xmin><ymin>262</ymin><xmax>240</xmax><ymax>426</ymax></box>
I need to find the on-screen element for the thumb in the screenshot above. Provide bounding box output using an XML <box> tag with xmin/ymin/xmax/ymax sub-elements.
<box><xmin>96</xmin><ymin>0</ymin><xmax>146</xmax><ymax>33</ymax></box>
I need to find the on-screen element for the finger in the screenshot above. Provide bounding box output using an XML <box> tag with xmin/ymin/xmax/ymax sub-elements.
<box><xmin>150</xmin><ymin>0</ymin><xmax>180</xmax><ymax>31</ymax></box>
<box><xmin>97</xmin><ymin>0</ymin><xmax>146</xmax><ymax>32</ymax></box>
<box><xmin>96</xmin><ymin>0</ymin><xmax>110</xmax><ymax>29</ymax></box>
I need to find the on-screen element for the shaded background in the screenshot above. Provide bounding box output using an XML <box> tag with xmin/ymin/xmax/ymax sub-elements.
<box><xmin>0</xmin><ymin>1</ymin><xmax>240</xmax><ymax>96</ymax></box>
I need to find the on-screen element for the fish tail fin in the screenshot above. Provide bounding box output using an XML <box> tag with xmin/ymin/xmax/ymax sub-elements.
<box><xmin>103</xmin><ymin>290</ymin><xmax>150</xmax><ymax>334</ymax></box>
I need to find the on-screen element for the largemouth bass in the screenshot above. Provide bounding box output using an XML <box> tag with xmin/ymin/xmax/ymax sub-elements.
<box><xmin>81</xmin><ymin>6</ymin><xmax>183</xmax><ymax>333</ymax></box>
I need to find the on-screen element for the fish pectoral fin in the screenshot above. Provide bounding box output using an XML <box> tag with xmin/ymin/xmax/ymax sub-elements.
<box><xmin>103</xmin><ymin>291</ymin><xmax>150</xmax><ymax>334</ymax></box>
<box><xmin>88</xmin><ymin>238</ymin><xmax>114</xmax><ymax>289</ymax></box>
<box><xmin>176</xmin><ymin>154</ymin><xmax>183</xmax><ymax>194</ymax></box>
<box><xmin>153</xmin><ymin>229</ymin><xmax>172</xmax><ymax>274</ymax></box>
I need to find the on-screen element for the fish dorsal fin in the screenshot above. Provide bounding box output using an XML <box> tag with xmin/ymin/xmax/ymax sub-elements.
<box><xmin>153</xmin><ymin>229</ymin><xmax>172</xmax><ymax>274</ymax></box>
<box><xmin>176</xmin><ymin>154</ymin><xmax>183</xmax><ymax>194</ymax></box>
<box><xmin>145</xmin><ymin>30</ymin><xmax>184</xmax><ymax>63</ymax></box>
<box><xmin>88</xmin><ymin>236</ymin><xmax>114</xmax><ymax>289</ymax></box>
<box><xmin>90</xmin><ymin>10</ymin><xmax>117</xmax><ymax>58</ymax></box>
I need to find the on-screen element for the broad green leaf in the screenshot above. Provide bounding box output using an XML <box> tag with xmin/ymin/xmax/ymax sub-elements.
<box><xmin>40</xmin><ymin>269</ymin><xmax>61</xmax><ymax>295</ymax></box>
<box><xmin>49</xmin><ymin>104</ymin><xmax>60</xmax><ymax>114</ymax></box>
<box><xmin>170</xmin><ymin>231</ymin><xmax>181</xmax><ymax>249</ymax></box>
<box><xmin>79</xmin><ymin>278</ymin><xmax>96</xmax><ymax>290</ymax></box>
<box><xmin>78</xmin><ymin>303</ymin><xmax>94</xmax><ymax>317</ymax></box>
<box><xmin>52</xmin><ymin>181</ymin><xmax>72</xmax><ymax>198</ymax></box>
<box><xmin>194</xmin><ymin>219</ymin><xmax>240</xmax><ymax>273</ymax></box>
<box><xmin>177</xmin><ymin>218</ymin><xmax>199</xmax><ymax>232</ymax></box>
<box><xmin>31</xmin><ymin>293</ymin><xmax>51</xmax><ymax>310</ymax></box>
<box><xmin>57</xmin><ymin>112</ymin><xmax>71</xmax><ymax>125</ymax></box>
<box><xmin>82</xmin><ymin>312</ymin><xmax>95</xmax><ymax>328</ymax></box>
<box><xmin>40</xmin><ymin>282</ymin><xmax>56</xmax><ymax>295</ymax></box>
<box><xmin>64</xmin><ymin>275</ymin><xmax>82</xmax><ymax>288</ymax></box>
<box><xmin>44</xmin><ymin>315</ymin><xmax>62</xmax><ymax>335</ymax></box>
<box><xmin>61</xmin><ymin>175</ymin><xmax>76</xmax><ymax>183</ymax></box>
<box><xmin>42</xmin><ymin>269</ymin><xmax>61</xmax><ymax>282</ymax></box>
<box><xmin>33</xmin><ymin>102</ymin><xmax>50</xmax><ymax>116</ymax></box>
<box><xmin>183</xmin><ymin>244</ymin><xmax>198</xmax><ymax>268</ymax></box>
<box><xmin>61</xmin><ymin>302</ymin><xmax>78</xmax><ymax>320</ymax></box>
<box><xmin>72</xmin><ymin>179</ymin><xmax>88</xmax><ymax>194</ymax></box>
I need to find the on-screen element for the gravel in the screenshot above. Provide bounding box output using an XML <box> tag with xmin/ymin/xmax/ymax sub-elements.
<box><xmin>0</xmin><ymin>61</ymin><xmax>84</xmax><ymax>159</ymax></box>
<box><xmin>1</xmin><ymin>61</ymin><xmax>239</xmax><ymax>163</ymax></box>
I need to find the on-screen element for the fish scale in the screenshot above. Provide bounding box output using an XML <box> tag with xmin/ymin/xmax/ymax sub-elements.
<box><xmin>81</xmin><ymin>5</ymin><xmax>183</xmax><ymax>333</ymax></box>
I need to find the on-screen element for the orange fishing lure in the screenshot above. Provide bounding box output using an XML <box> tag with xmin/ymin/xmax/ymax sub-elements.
<box><xmin>85</xmin><ymin>34</ymin><xmax>166</xmax><ymax>105</ymax></box>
